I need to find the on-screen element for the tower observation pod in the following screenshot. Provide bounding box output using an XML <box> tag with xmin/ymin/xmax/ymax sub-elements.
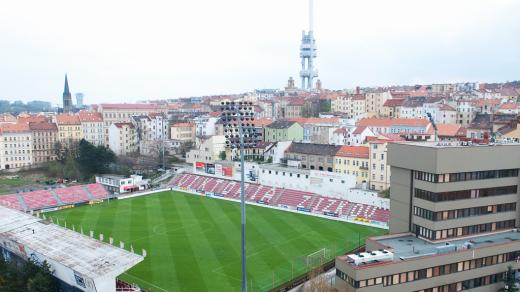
<box><xmin>299</xmin><ymin>0</ymin><xmax>318</xmax><ymax>90</ymax></box>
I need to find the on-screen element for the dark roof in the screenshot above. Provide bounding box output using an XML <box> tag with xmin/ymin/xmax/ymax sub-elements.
<box><xmin>266</xmin><ymin>120</ymin><xmax>297</xmax><ymax>129</ymax></box>
<box><xmin>468</xmin><ymin>114</ymin><xmax>492</xmax><ymax>130</ymax></box>
<box><xmin>286</xmin><ymin>142</ymin><xmax>340</xmax><ymax>156</ymax></box>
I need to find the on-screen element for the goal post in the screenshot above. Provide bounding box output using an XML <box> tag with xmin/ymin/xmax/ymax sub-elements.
<box><xmin>304</xmin><ymin>248</ymin><xmax>332</xmax><ymax>268</ymax></box>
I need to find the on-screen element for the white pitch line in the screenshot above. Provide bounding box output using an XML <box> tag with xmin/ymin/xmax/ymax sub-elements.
<box><xmin>122</xmin><ymin>272</ymin><xmax>170</xmax><ymax>292</ymax></box>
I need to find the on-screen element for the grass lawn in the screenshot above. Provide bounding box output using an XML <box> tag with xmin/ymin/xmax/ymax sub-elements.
<box><xmin>0</xmin><ymin>177</ymin><xmax>29</xmax><ymax>195</ymax></box>
<box><xmin>50</xmin><ymin>191</ymin><xmax>385</xmax><ymax>292</ymax></box>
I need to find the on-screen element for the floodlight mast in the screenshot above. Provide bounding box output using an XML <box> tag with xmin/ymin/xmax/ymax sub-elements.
<box><xmin>221</xmin><ymin>101</ymin><xmax>259</xmax><ymax>292</ymax></box>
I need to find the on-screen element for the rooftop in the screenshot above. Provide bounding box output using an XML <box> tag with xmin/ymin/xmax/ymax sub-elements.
<box><xmin>56</xmin><ymin>114</ymin><xmax>81</xmax><ymax>125</ymax></box>
<box><xmin>343</xmin><ymin>230</ymin><xmax>520</xmax><ymax>268</ymax></box>
<box><xmin>0</xmin><ymin>205</ymin><xmax>143</xmax><ymax>280</ymax></box>
<box><xmin>78</xmin><ymin>111</ymin><xmax>103</xmax><ymax>122</ymax></box>
<box><xmin>286</xmin><ymin>142</ymin><xmax>340</xmax><ymax>156</ymax></box>
<box><xmin>376</xmin><ymin>230</ymin><xmax>519</xmax><ymax>262</ymax></box>
<box><xmin>266</xmin><ymin>120</ymin><xmax>297</xmax><ymax>129</ymax></box>
<box><xmin>0</xmin><ymin>123</ymin><xmax>31</xmax><ymax>134</ymax></box>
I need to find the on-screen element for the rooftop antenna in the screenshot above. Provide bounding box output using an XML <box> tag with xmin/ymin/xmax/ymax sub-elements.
<box><xmin>309</xmin><ymin>0</ymin><xmax>314</xmax><ymax>32</ymax></box>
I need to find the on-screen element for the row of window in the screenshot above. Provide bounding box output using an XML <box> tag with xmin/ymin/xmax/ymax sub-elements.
<box><xmin>415</xmin><ymin>272</ymin><xmax>507</xmax><ymax>292</ymax></box>
<box><xmin>2</xmin><ymin>143</ymin><xmax>31</xmax><ymax>148</ymax></box>
<box><xmin>413</xmin><ymin>203</ymin><xmax>517</xmax><ymax>221</ymax></box>
<box><xmin>3</xmin><ymin>137</ymin><xmax>30</xmax><ymax>141</ymax></box>
<box><xmin>414</xmin><ymin>186</ymin><xmax>517</xmax><ymax>202</ymax></box>
<box><xmin>415</xmin><ymin>169</ymin><xmax>519</xmax><ymax>183</ymax></box>
<box><xmin>3</xmin><ymin>150</ymin><xmax>31</xmax><ymax>155</ymax></box>
<box><xmin>337</xmin><ymin>251</ymin><xmax>519</xmax><ymax>289</ymax></box>
<box><xmin>414</xmin><ymin>220</ymin><xmax>516</xmax><ymax>240</ymax></box>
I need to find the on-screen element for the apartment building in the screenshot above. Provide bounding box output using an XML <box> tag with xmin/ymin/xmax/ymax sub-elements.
<box><xmin>0</xmin><ymin>123</ymin><xmax>33</xmax><ymax>170</ymax></box>
<box><xmin>186</xmin><ymin>135</ymin><xmax>226</xmax><ymax>164</ymax></box>
<box><xmin>28</xmin><ymin>122</ymin><xmax>58</xmax><ymax>164</ymax></box>
<box><xmin>382</xmin><ymin>98</ymin><xmax>405</xmax><ymax>118</ymax></box>
<box><xmin>366</xmin><ymin>91</ymin><xmax>392</xmax><ymax>116</ymax></box>
<box><xmin>170</xmin><ymin>122</ymin><xmax>196</xmax><ymax>142</ymax></box>
<box><xmin>284</xmin><ymin>142</ymin><xmax>340</xmax><ymax>172</ymax></box>
<box><xmin>97</xmin><ymin>103</ymin><xmax>168</xmax><ymax>145</ymax></box>
<box><xmin>78</xmin><ymin>111</ymin><xmax>105</xmax><ymax>146</ymax></box>
<box><xmin>335</xmin><ymin>142</ymin><xmax>520</xmax><ymax>292</ymax></box>
<box><xmin>108</xmin><ymin>123</ymin><xmax>137</xmax><ymax>156</ymax></box>
<box><xmin>264</xmin><ymin>120</ymin><xmax>303</xmax><ymax>143</ymax></box>
<box><xmin>56</xmin><ymin>114</ymin><xmax>82</xmax><ymax>148</ymax></box>
<box><xmin>333</xmin><ymin>145</ymin><xmax>369</xmax><ymax>185</ymax></box>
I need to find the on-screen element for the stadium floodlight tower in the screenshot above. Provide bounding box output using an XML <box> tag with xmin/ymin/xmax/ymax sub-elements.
<box><xmin>220</xmin><ymin>101</ymin><xmax>260</xmax><ymax>292</ymax></box>
<box><xmin>299</xmin><ymin>0</ymin><xmax>318</xmax><ymax>90</ymax></box>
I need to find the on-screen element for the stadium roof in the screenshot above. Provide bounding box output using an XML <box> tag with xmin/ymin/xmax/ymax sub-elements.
<box><xmin>0</xmin><ymin>205</ymin><xmax>143</xmax><ymax>280</ymax></box>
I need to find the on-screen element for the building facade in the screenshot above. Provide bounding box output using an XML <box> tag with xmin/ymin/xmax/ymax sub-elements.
<box><xmin>56</xmin><ymin>114</ymin><xmax>82</xmax><ymax>148</ymax></box>
<box><xmin>333</xmin><ymin>145</ymin><xmax>369</xmax><ymax>185</ymax></box>
<box><xmin>335</xmin><ymin>142</ymin><xmax>520</xmax><ymax>292</ymax></box>
<box><xmin>79</xmin><ymin>111</ymin><xmax>105</xmax><ymax>146</ymax></box>
<box><xmin>0</xmin><ymin>123</ymin><xmax>33</xmax><ymax>170</ymax></box>
<box><xmin>28</xmin><ymin>122</ymin><xmax>58</xmax><ymax>164</ymax></box>
<box><xmin>108</xmin><ymin>123</ymin><xmax>137</xmax><ymax>156</ymax></box>
<box><xmin>264</xmin><ymin>120</ymin><xmax>303</xmax><ymax>143</ymax></box>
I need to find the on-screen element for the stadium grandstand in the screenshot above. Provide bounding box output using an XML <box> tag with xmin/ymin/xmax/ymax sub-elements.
<box><xmin>0</xmin><ymin>183</ymin><xmax>109</xmax><ymax>212</ymax></box>
<box><xmin>169</xmin><ymin>173</ymin><xmax>390</xmax><ymax>225</ymax></box>
<box><xmin>0</xmin><ymin>204</ymin><xmax>143</xmax><ymax>291</ymax></box>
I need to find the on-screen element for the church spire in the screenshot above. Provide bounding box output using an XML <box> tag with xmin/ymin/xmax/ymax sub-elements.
<box><xmin>64</xmin><ymin>74</ymin><xmax>70</xmax><ymax>96</ymax></box>
<box><xmin>62</xmin><ymin>74</ymin><xmax>73</xmax><ymax>113</ymax></box>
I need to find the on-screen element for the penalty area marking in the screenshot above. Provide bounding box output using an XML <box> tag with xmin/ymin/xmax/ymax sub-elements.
<box><xmin>122</xmin><ymin>272</ymin><xmax>169</xmax><ymax>292</ymax></box>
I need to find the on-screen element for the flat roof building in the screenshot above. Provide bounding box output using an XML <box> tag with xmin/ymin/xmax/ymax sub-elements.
<box><xmin>335</xmin><ymin>142</ymin><xmax>520</xmax><ymax>292</ymax></box>
<box><xmin>0</xmin><ymin>205</ymin><xmax>143</xmax><ymax>291</ymax></box>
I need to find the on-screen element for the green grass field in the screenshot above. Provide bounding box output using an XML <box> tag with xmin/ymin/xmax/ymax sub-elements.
<box><xmin>50</xmin><ymin>191</ymin><xmax>385</xmax><ymax>292</ymax></box>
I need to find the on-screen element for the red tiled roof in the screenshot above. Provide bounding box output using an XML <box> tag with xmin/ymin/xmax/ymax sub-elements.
<box><xmin>171</xmin><ymin>122</ymin><xmax>194</xmax><ymax>127</ymax></box>
<box><xmin>17</xmin><ymin>115</ymin><xmax>48</xmax><ymax>124</ymax></box>
<box><xmin>352</xmin><ymin>126</ymin><xmax>367</xmax><ymax>135</ymax></box>
<box><xmin>357</xmin><ymin>118</ymin><xmax>430</xmax><ymax>127</ymax></box>
<box><xmin>209</xmin><ymin>111</ymin><xmax>220</xmax><ymax>118</ymax></box>
<box><xmin>390</xmin><ymin>92</ymin><xmax>410</xmax><ymax>99</ymax></box>
<box><xmin>28</xmin><ymin>122</ymin><xmax>58</xmax><ymax>131</ymax></box>
<box><xmin>335</xmin><ymin>145</ymin><xmax>369</xmax><ymax>158</ymax></box>
<box><xmin>438</xmin><ymin>104</ymin><xmax>456</xmax><ymax>111</ymax></box>
<box><xmin>333</xmin><ymin>127</ymin><xmax>348</xmax><ymax>134</ymax></box>
<box><xmin>351</xmin><ymin>94</ymin><xmax>366</xmax><ymax>101</ymax></box>
<box><xmin>498</xmin><ymin>102</ymin><xmax>520</xmax><ymax>110</ymax></box>
<box><xmin>0</xmin><ymin>123</ymin><xmax>30</xmax><ymax>134</ymax></box>
<box><xmin>471</xmin><ymin>98</ymin><xmax>501</xmax><ymax>107</ymax></box>
<box><xmin>56</xmin><ymin>114</ymin><xmax>81</xmax><ymax>125</ymax></box>
<box><xmin>436</xmin><ymin>124</ymin><xmax>467</xmax><ymax>137</ymax></box>
<box><xmin>78</xmin><ymin>111</ymin><xmax>103</xmax><ymax>122</ymax></box>
<box><xmin>100</xmin><ymin>103</ymin><xmax>162</xmax><ymax>110</ymax></box>
<box><xmin>0</xmin><ymin>114</ymin><xmax>17</xmax><ymax>123</ymax></box>
<box><xmin>253</xmin><ymin>118</ymin><xmax>274</xmax><ymax>127</ymax></box>
<box><xmin>383</xmin><ymin>98</ymin><xmax>405</xmax><ymax>107</ymax></box>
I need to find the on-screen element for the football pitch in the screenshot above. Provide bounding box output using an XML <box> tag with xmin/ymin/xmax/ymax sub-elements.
<box><xmin>50</xmin><ymin>191</ymin><xmax>385</xmax><ymax>292</ymax></box>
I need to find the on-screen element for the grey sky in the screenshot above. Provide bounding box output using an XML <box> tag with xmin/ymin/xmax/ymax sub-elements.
<box><xmin>1</xmin><ymin>0</ymin><xmax>519</xmax><ymax>105</ymax></box>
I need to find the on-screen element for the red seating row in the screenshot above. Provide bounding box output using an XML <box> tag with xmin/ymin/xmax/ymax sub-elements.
<box><xmin>170</xmin><ymin>173</ymin><xmax>390</xmax><ymax>224</ymax></box>
<box><xmin>2</xmin><ymin>183</ymin><xmax>109</xmax><ymax>211</ymax></box>
<box><xmin>0</xmin><ymin>194</ymin><xmax>22</xmax><ymax>210</ymax></box>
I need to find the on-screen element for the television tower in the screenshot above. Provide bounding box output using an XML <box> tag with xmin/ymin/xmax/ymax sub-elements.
<box><xmin>299</xmin><ymin>0</ymin><xmax>318</xmax><ymax>90</ymax></box>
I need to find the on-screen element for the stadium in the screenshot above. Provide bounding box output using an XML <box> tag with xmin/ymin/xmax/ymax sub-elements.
<box><xmin>0</xmin><ymin>173</ymin><xmax>387</xmax><ymax>291</ymax></box>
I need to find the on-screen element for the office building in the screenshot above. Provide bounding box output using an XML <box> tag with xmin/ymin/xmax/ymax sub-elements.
<box><xmin>335</xmin><ymin>142</ymin><xmax>520</xmax><ymax>292</ymax></box>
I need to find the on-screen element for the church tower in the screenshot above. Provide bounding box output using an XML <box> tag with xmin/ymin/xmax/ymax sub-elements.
<box><xmin>62</xmin><ymin>74</ymin><xmax>73</xmax><ymax>113</ymax></box>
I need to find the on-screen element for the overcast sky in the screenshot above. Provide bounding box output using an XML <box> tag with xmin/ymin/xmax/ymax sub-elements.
<box><xmin>1</xmin><ymin>0</ymin><xmax>519</xmax><ymax>105</ymax></box>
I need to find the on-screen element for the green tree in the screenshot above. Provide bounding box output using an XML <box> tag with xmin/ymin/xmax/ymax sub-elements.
<box><xmin>26</xmin><ymin>261</ymin><xmax>54</xmax><ymax>292</ymax></box>
<box><xmin>76</xmin><ymin>139</ymin><xmax>116</xmax><ymax>179</ymax></box>
<box><xmin>504</xmin><ymin>265</ymin><xmax>518</xmax><ymax>292</ymax></box>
